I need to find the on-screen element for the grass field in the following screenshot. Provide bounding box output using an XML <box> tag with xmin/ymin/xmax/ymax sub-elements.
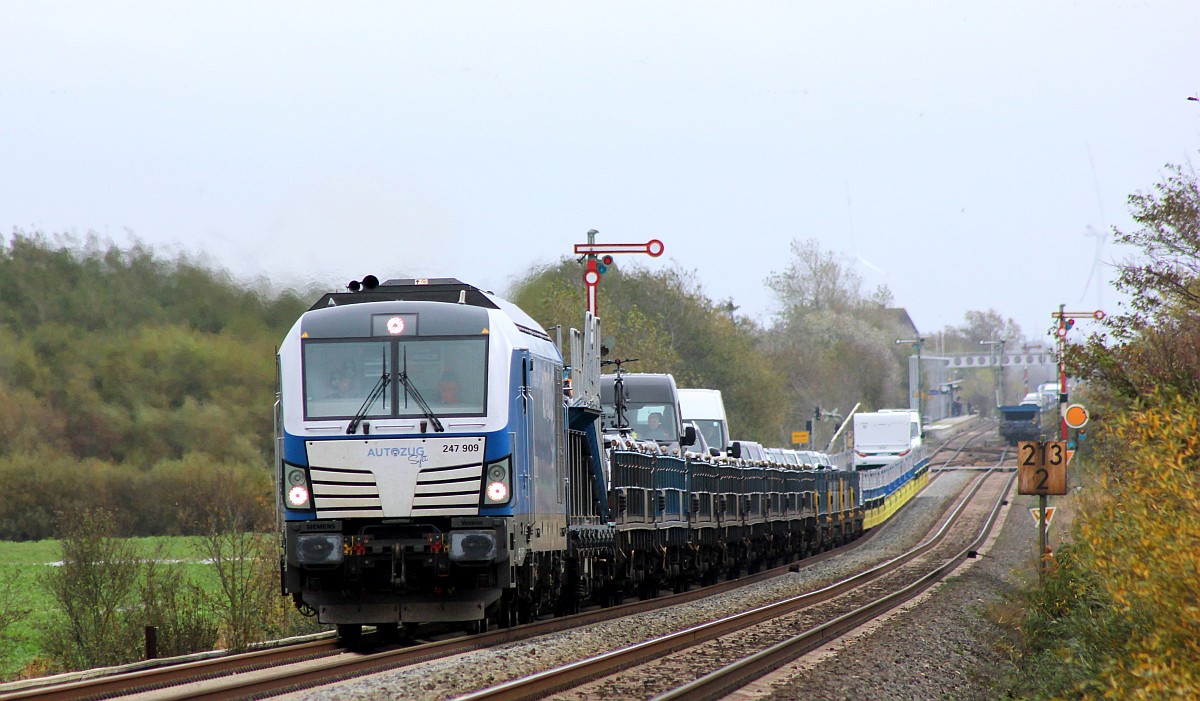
<box><xmin>0</xmin><ymin>558</ymin><xmax>53</xmax><ymax>680</ymax></box>
<box><xmin>0</xmin><ymin>536</ymin><xmax>296</xmax><ymax>681</ymax></box>
<box><xmin>0</xmin><ymin>536</ymin><xmax>209</xmax><ymax>566</ymax></box>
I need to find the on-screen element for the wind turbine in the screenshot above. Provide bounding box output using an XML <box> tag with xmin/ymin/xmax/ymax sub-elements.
<box><xmin>1080</xmin><ymin>141</ymin><xmax>1109</xmax><ymax>310</ymax></box>
<box><xmin>843</xmin><ymin>184</ymin><xmax>889</xmax><ymax>278</ymax></box>
<box><xmin>1079</xmin><ymin>225</ymin><xmax>1107</xmax><ymax>309</ymax></box>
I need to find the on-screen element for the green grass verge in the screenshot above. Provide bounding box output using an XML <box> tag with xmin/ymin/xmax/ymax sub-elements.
<box><xmin>0</xmin><ymin>536</ymin><xmax>212</xmax><ymax>565</ymax></box>
<box><xmin>0</xmin><ymin>536</ymin><xmax>295</xmax><ymax>681</ymax></box>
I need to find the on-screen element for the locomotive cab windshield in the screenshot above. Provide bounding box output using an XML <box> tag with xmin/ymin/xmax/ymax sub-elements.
<box><xmin>302</xmin><ymin>331</ymin><xmax>488</xmax><ymax>422</ymax></box>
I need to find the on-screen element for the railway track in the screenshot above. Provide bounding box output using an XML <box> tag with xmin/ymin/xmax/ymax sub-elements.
<box><xmin>448</xmin><ymin>468</ymin><xmax>1014</xmax><ymax>701</ymax></box>
<box><xmin>0</xmin><ymin>508</ymin><xmax>890</xmax><ymax>701</ymax></box>
<box><xmin>3</xmin><ymin>429</ymin><xmax>1000</xmax><ymax>701</ymax></box>
<box><xmin>926</xmin><ymin>419</ymin><xmax>1000</xmax><ymax>465</ymax></box>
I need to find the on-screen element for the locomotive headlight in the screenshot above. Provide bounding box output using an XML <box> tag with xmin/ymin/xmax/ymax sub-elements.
<box><xmin>284</xmin><ymin>465</ymin><xmax>312</xmax><ymax>509</ymax></box>
<box><xmin>296</xmin><ymin>534</ymin><xmax>344</xmax><ymax>564</ymax></box>
<box><xmin>288</xmin><ymin>485</ymin><xmax>310</xmax><ymax>507</ymax></box>
<box><xmin>486</xmin><ymin>481</ymin><xmax>508</xmax><ymax>501</ymax></box>
<box><xmin>482</xmin><ymin>456</ymin><xmax>511</xmax><ymax>505</ymax></box>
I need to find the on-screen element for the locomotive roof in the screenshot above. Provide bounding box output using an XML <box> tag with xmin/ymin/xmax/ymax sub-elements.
<box><xmin>309</xmin><ymin>278</ymin><xmax>500</xmax><ymax>311</ymax></box>
<box><xmin>305</xmin><ymin>277</ymin><xmax>555</xmax><ymax>346</ymax></box>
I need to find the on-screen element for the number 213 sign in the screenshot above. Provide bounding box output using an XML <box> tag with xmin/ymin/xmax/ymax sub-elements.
<box><xmin>1017</xmin><ymin>441</ymin><xmax>1068</xmax><ymax>495</ymax></box>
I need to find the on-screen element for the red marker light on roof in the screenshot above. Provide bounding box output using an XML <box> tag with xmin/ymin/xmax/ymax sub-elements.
<box><xmin>386</xmin><ymin>316</ymin><xmax>406</xmax><ymax>335</ymax></box>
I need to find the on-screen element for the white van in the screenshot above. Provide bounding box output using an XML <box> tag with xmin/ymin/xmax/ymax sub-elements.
<box><xmin>852</xmin><ymin>410</ymin><xmax>922</xmax><ymax>471</ymax></box>
<box><xmin>678</xmin><ymin>388</ymin><xmax>731</xmax><ymax>455</ymax></box>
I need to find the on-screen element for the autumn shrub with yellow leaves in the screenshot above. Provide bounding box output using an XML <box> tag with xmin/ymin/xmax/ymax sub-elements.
<box><xmin>1013</xmin><ymin>392</ymin><xmax>1200</xmax><ymax>699</ymax></box>
<box><xmin>1081</xmin><ymin>393</ymin><xmax>1200</xmax><ymax>697</ymax></box>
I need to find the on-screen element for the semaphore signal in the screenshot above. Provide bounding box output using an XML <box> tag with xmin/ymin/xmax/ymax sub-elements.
<box><xmin>573</xmin><ymin>229</ymin><xmax>665</xmax><ymax>316</ymax></box>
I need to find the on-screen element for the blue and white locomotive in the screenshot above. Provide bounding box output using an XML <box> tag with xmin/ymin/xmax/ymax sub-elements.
<box><xmin>276</xmin><ymin>277</ymin><xmax>605</xmax><ymax>636</ymax></box>
<box><xmin>275</xmin><ymin>277</ymin><xmax>913</xmax><ymax>637</ymax></box>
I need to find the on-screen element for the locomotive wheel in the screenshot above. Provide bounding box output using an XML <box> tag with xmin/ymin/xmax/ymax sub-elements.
<box><xmin>556</xmin><ymin>594</ymin><xmax>580</xmax><ymax>616</ymax></box>
<box><xmin>497</xmin><ymin>597</ymin><xmax>514</xmax><ymax>628</ymax></box>
<box><xmin>598</xmin><ymin>585</ymin><xmax>620</xmax><ymax>608</ymax></box>
<box><xmin>336</xmin><ymin>623</ymin><xmax>362</xmax><ymax>641</ymax></box>
<box><xmin>375</xmin><ymin>622</ymin><xmax>399</xmax><ymax>641</ymax></box>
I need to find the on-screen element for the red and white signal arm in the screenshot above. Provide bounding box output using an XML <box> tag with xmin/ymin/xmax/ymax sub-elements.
<box><xmin>573</xmin><ymin>239</ymin><xmax>665</xmax><ymax>257</ymax></box>
<box><xmin>1064</xmin><ymin>403</ymin><xmax>1089</xmax><ymax>429</ymax></box>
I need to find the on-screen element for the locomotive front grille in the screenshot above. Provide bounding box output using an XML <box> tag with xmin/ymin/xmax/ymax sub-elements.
<box><xmin>309</xmin><ymin>462</ymin><xmax>484</xmax><ymax>518</ymax></box>
<box><xmin>310</xmin><ymin>466</ymin><xmax>383</xmax><ymax>517</ymax></box>
<box><xmin>305</xmin><ymin>437</ymin><xmax>487</xmax><ymax>519</ymax></box>
<box><xmin>412</xmin><ymin>463</ymin><xmax>484</xmax><ymax>514</ymax></box>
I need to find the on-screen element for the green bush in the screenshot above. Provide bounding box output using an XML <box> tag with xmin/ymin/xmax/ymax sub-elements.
<box><xmin>1005</xmin><ymin>543</ymin><xmax>1135</xmax><ymax>699</ymax></box>
<box><xmin>38</xmin><ymin>510</ymin><xmax>224</xmax><ymax>672</ymax></box>
<box><xmin>39</xmin><ymin>510</ymin><xmax>153</xmax><ymax>669</ymax></box>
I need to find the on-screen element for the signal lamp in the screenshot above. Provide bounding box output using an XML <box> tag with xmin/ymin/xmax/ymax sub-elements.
<box><xmin>483</xmin><ymin>456</ymin><xmax>511</xmax><ymax>505</ymax></box>
<box><xmin>486</xmin><ymin>481</ymin><xmax>508</xmax><ymax>501</ymax></box>
<box><xmin>288</xmin><ymin>485</ymin><xmax>311</xmax><ymax>508</ymax></box>
<box><xmin>285</xmin><ymin>466</ymin><xmax>311</xmax><ymax>508</ymax></box>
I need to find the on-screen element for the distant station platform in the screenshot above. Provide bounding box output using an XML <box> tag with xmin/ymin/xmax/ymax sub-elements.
<box><xmin>924</xmin><ymin>413</ymin><xmax>981</xmax><ymax>442</ymax></box>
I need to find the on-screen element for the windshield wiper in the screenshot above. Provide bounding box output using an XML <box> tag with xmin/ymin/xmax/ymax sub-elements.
<box><xmin>397</xmin><ymin>370</ymin><xmax>445</xmax><ymax>433</ymax></box>
<box><xmin>346</xmin><ymin>372</ymin><xmax>390</xmax><ymax>435</ymax></box>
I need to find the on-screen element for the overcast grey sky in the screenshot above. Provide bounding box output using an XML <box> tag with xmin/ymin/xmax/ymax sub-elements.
<box><xmin>3</xmin><ymin>2</ymin><xmax>1198</xmax><ymax>342</ymax></box>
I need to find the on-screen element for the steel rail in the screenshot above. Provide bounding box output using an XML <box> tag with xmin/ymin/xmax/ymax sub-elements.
<box><xmin>7</xmin><ymin>440</ymin><xmax>962</xmax><ymax>700</ymax></box>
<box><xmin>652</xmin><ymin>470</ymin><xmax>1017</xmax><ymax>701</ymax></box>
<box><xmin>448</xmin><ymin>470</ymin><xmax>1000</xmax><ymax>701</ymax></box>
<box><xmin>0</xmin><ymin>638</ymin><xmax>344</xmax><ymax>701</ymax></box>
<box><xmin>927</xmin><ymin>419</ymin><xmax>997</xmax><ymax>468</ymax></box>
<box><xmin>2</xmin><ymin>513</ymin><xmax>886</xmax><ymax>701</ymax></box>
